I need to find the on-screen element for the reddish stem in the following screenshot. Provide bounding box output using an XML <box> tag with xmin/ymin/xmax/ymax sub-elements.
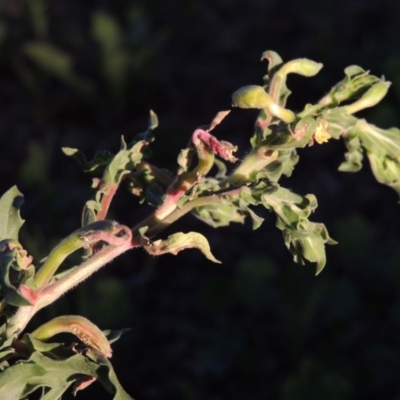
<box><xmin>96</xmin><ymin>183</ymin><xmax>119</xmax><ymax>221</ymax></box>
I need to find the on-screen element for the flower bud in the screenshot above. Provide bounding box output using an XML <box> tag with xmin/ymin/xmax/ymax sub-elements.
<box><xmin>31</xmin><ymin>315</ymin><xmax>112</xmax><ymax>358</ymax></box>
<box><xmin>343</xmin><ymin>80</ymin><xmax>391</xmax><ymax>114</ymax></box>
<box><xmin>232</xmin><ymin>85</ymin><xmax>295</xmax><ymax>123</ymax></box>
<box><xmin>278</xmin><ymin>58</ymin><xmax>323</xmax><ymax>78</ymax></box>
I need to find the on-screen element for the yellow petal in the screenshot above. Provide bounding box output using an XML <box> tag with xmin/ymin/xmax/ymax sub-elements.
<box><xmin>314</xmin><ymin>118</ymin><xmax>331</xmax><ymax>144</ymax></box>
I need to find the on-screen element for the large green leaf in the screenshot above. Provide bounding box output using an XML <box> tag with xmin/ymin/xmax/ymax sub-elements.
<box><xmin>0</xmin><ymin>351</ymin><xmax>134</xmax><ymax>400</ymax></box>
<box><xmin>261</xmin><ymin>185</ymin><xmax>336</xmax><ymax>274</ymax></box>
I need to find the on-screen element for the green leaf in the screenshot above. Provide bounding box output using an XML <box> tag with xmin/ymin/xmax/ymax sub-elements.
<box><xmin>261</xmin><ymin>185</ymin><xmax>336</xmax><ymax>274</ymax></box>
<box><xmin>0</xmin><ymin>248</ymin><xmax>32</xmax><ymax>306</ymax></box>
<box><xmin>103</xmin><ymin>328</ymin><xmax>131</xmax><ymax>345</ymax></box>
<box><xmin>0</xmin><ymin>351</ymin><xmax>134</xmax><ymax>400</ymax></box>
<box><xmin>351</xmin><ymin>120</ymin><xmax>400</xmax><ymax>197</ymax></box>
<box><xmin>321</xmin><ymin>108</ymin><xmax>357</xmax><ymax>140</ymax></box>
<box><xmin>92</xmin><ymin>12</ymin><xmax>122</xmax><ymax>50</ymax></box>
<box><xmin>367</xmin><ymin>152</ymin><xmax>400</xmax><ymax>197</ymax></box>
<box><xmin>24</xmin><ymin>42</ymin><xmax>94</xmax><ymax>97</ymax></box>
<box><xmin>240</xmin><ymin>203</ymin><xmax>264</xmax><ymax>229</ymax></box>
<box><xmin>61</xmin><ymin>147</ymin><xmax>113</xmax><ymax>175</ymax></box>
<box><xmin>0</xmin><ymin>357</ymin><xmax>45</xmax><ymax>399</ymax></box>
<box><xmin>339</xmin><ymin>133</ymin><xmax>364</xmax><ymax>172</ymax></box>
<box><xmin>356</xmin><ymin>120</ymin><xmax>400</xmax><ymax>160</ymax></box>
<box><xmin>193</xmin><ymin>202</ymin><xmax>246</xmax><ymax>227</ymax></box>
<box><xmin>0</xmin><ymin>332</ymin><xmax>18</xmax><ymax>368</ymax></box>
<box><xmin>99</xmin><ymin>357</ymin><xmax>135</xmax><ymax>400</ymax></box>
<box><xmin>22</xmin><ymin>334</ymin><xmax>65</xmax><ymax>354</ymax></box>
<box><xmin>319</xmin><ymin>65</ymin><xmax>381</xmax><ymax>106</ymax></box>
<box><xmin>0</xmin><ymin>186</ymin><xmax>25</xmax><ymax>241</ymax></box>
<box><xmin>142</xmin><ymin>231</ymin><xmax>221</xmax><ymax>263</ymax></box>
<box><xmin>260</xmin><ymin>50</ymin><xmax>283</xmax><ymax>74</ymax></box>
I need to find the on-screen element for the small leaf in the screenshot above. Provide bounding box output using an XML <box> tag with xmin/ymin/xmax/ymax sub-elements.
<box><xmin>193</xmin><ymin>202</ymin><xmax>246</xmax><ymax>227</ymax></box>
<box><xmin>208</xmin><ymin>110</ymin><xmax>231</xmax><ymax>132</ymax></box>
<box><xmin>103</xmin><ymin>328</ymin><xmax>131</xmax><ymax>345</ymax></box>
<box><xmin>142</xmin><ymin>231</ymin><xmax>221</xmax><ymax>263</ymax></box>
<box><xmin>260</xmin><ymin>50</ymin><xmax>283</xmax><ymax>73</ymax></box>
<box><xmin>0</xmin><ymin>186</ymin><xmax>25</xmax><ymax>241</ymax></box>
<box><xmin>0</xmin><ymin>247</ymin><xmax>33</xmax><ymax>306</ymax></box>
<box><xmin>61</xmin><ymin>147</ymin><xmax>112</xmax><ymax>175</ymax></box>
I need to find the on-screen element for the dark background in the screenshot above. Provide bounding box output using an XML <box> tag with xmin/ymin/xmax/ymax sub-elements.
<box><xmin>2</xmin><ymin>0</ymin><xmax>400</xmax><ymax>399</ymax></box>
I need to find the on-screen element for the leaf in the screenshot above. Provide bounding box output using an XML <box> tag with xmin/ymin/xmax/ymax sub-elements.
<box><xmin>351</xmin><ymin>120</ymin><xmax>400</xmax><ymax>197</ymax></box>
<box><xmin>142</xmin><ymin>232</ymin><xmax>221</xmax><ymax>263</ymax></box>
<box><xmin>24</xmin><ymin>42</ymin><xmax>94</xmax><ymax>97</ymax></box>
<box><xmin>208</xmin><ymin>110</ymin><xmax>231</xmax><ymax>132</ymax></box>
<box><xmin>339</xmin><ymin>133</ymin><xmax>364</xmax><ymax>172</ymax></box>
<box><xmin>242</xmin><ymin>205</ymin><xmax>264</xmax><ymax>229</ymax></box>
<box><xmin>92</xmin><ymin>12</ymin><xmax>130</xmax><ymax>99</ymax></box>
<box><xmin>0</xmin><ymin>248</ymin><xmax>32</xmax><ymax>306</ymax></box>
<box><xmin>0</xmin><ymin>186</ymin><xmax>25</xmax><ymax>241</ymax></box>
<box><xmin>319</xmin><ymin>65</ymin><xmax>381</xmax><ymax>106</ymax></box>
<box><xmin>193</xmin><ymin>202</ymin><xmax>246</xmax><ymax>227</ymax></box>
<box><xmin>30</xmin><ymin>315</ymin><xmax>112</xmax><ymax>358</ymax></box>
<box><xmin>61</xmin><ymin>147</ymin><xmax>113</xmax><ymax>175</ymax></box>
<box><xmin>0</xmin><ymin>351</ymin><xmax>134</xmax><ymax>400</ymax></box>
<box><xmin>99</xmin><ymin>357</ymin><xmax>135</xmax><ymax>400</ymax></box>
<box><xmin>103</xmin><ymin>328</ymin><xmax>131</xmax><ymax>345</ymax></box>
<box><xmin>0</xmin><ymin>333</ymin><xmax>18</xmax><ymax>368</ymax></box>
<box><xmin>0</xmin><ymin>357</ymin><xmax>45</xmax><ymax>400</ymax></box>
<box><xmin>261</xmin><ymin>185</ymin><xmax>336</xmax><ymax>274</ymax></box>
<box><xmin>367</xmin><ymin>152</ymin><xmax>400</xmax><ymax>197</ymax></box>
<box><xmin>356</xmin><ymin>120</ymin><xmax>400</xmax><ymax>160</ymax></box>
<box><xmin>284</xmin><ymin>223</ymin><xmax>334</xmax><ymax>275</ymax></box>
<box><xmin>261</xmin><ymin>50</ymin><xmax>283</xmax><ymax>73</ymax></box>
<box><xmin>22</xmin><ymin>334</ymin><xmax>65</xmax><ymax>354</ymax></box>
<box><xmin>92</xmin><ymin>12</ymin><xmax>122</xmax><ymax>50</ymax></box>
<box><xmin>321</xmin><ymin>108</ymin><xmax>357</xmax><ymax>140</ymax></box>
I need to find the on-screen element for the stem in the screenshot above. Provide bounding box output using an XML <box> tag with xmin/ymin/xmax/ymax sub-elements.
<box><xmin>96</xmin><ymin>183</ymin><xmax>118</xmax><ymax>221</ymax></box>
<box><xmin>222</xmin><ymin>147</ymin><xmax>278</xmax><ymax>186</ymax></box>
<box><xmin>7</xmin><ymin>240</ymin><xmax>134</xmax><ymax>337</ymax></box>
<box><xmin>269</xmin><ymin>73</ymin><xmax>285</xmax><ymax>104</ymax></box>
<box><xmin>132</xmin><ymin>141</ymin><xmax>215</xmax><ymax>234</ymax></box>
<box><xmin>145</xmin><ymin>188</ymin><xmax>244</xmax><ymax>238</ymax></box>
<box><xmin>33</xmin><ymin>221</ymin><xmax>122</xmax><ymax>292</ymax></box>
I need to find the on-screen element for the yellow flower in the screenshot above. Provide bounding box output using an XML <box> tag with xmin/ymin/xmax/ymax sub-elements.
<box><xmin>314</xmin><ymin>118</ymin><xmax>331</xmax><ymax>144</ymax></box>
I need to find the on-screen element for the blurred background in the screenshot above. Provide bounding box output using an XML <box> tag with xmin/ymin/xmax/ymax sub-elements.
<box><xmin>2</xmin><ymin>0</ymin><xmax>400</xmax><ymax>399</ymax></box>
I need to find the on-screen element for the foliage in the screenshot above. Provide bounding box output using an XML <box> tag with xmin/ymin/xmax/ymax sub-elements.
<box><xmin>1</xmin><ymin>49</ymin><xmax>400</xmax><ymax>399</ymax></box>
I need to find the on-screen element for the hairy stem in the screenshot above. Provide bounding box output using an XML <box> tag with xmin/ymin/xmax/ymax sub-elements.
<box><xmin>7</xmin><ymin>239</ymin><xmax>134</xmax><ymax>337</ymax></box>
<box><xmin>222</xmin><ymin>147</ymin><xmax>278</xmax><ymax>186</ymax></box>
<box><xmin>96</xmin><ymin>183</ymin><xmax>119</xmax><ymax>221</ymax></box>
